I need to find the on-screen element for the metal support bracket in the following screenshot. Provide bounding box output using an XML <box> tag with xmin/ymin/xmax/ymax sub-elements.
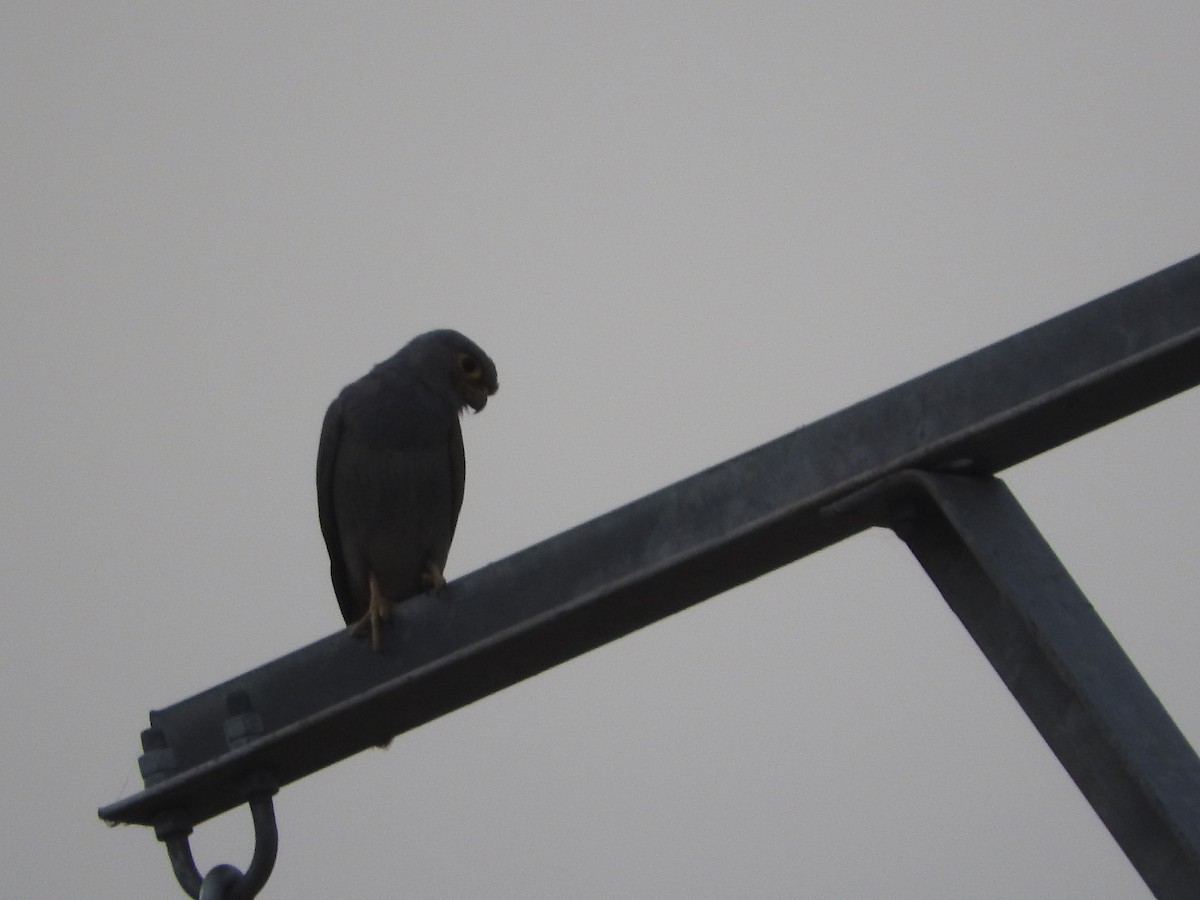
<box><xmin>148</xmin><ymin>693</ymin><xmax>280</xmax><ymax>899</ymax></box>
<box><xmin>828</xmin><ymin>470</ymin><xmax>1200</xmax><ymax>899</ymax></box>
<box><xmin>97</xmin><ymin>252</ymin><xmax>1200</xmax><ymax>896</ymax></box>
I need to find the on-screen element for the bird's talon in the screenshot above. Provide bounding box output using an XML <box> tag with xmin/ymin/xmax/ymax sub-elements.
<box><xmin>423</xmin><ymin>564</ymin><xmax>447</xmax><ymax>594</ymax></box>
<box><xmin>346</xmin><ymin>614</ymin><xmax>374</xmax><ymax>640</ymax></box>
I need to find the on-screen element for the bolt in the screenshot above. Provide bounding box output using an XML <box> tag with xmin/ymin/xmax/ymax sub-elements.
<box><xmin>139</xmin><ymin>727</ymin><xmax>178</xmax><ymax>787</ymax></box>
<box><xmin>224</xmin><ymin>690</ymin><xmax>264</xmax><ymax>750</ymax></box>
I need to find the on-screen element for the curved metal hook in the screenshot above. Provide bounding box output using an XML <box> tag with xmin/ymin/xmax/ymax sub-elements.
<box><xmin>158</xmin><ymin>782</ymin><xmax>278</xmax><ymax>900</ymax></box>
<box><xmin>163</xmin><ymin>826</ymin><xmax>203</xmax><ymax>898</ymax></box>
<box><xmin>233</xmin><ymin>789</ymin><xmax>279</xmax><ymax>898</ymax></box>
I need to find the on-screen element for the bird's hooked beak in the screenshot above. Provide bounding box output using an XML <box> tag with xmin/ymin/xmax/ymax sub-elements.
<box><xmin>464</xmin><ymin>382</ymin><xmax>497</xmax><ymax>412</ymax></box>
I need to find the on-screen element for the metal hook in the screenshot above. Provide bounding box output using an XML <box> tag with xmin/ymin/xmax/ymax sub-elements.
<box><xmin>157</xmin><ymin>776</ymin><xmax>278</xmax><ymax>899</ymax></box>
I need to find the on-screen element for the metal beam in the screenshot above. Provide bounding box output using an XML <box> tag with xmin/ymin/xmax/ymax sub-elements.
<box><xmin>99</xmin><ymin>252</ymin><xmax>1200</xmax><ymax>831</ymax></box>
<box><xmin>833</xmin><ymin>471</ymin><xmax>1200</xmax><ymax>900</ymax></box>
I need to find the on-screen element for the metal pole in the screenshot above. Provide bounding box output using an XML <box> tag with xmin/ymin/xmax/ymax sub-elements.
<box><xmin>835</xmin><ymin>471</ymin><xmax>1200</xmax><ymax>899</ymax></box>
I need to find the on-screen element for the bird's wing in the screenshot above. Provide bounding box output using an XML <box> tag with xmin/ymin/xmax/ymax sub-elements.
<box><xmin>449</xmin><ymin>416</ymin><xmax>466</xmax><ymax>525</ymax></box>
<box><xmin>316</xmin><ymin>392</ymin><xmax>357</xmax><ymax>624</ymax></box>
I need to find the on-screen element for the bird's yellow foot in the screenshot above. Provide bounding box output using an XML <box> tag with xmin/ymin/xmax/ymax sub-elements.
<box><xmin>348</xmin><ymin>573</ymin><xmax>391</xmax><ymax>652</ymax></box>
<box><xmin>422</xmin><ymin>562</ymin><xmax>447</xmax><ymax>594</ymax></box>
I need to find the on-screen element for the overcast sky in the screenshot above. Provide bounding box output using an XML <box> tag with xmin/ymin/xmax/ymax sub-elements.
<box><xmin>4</xmin><ymin>4</ymin><xmax>1199</xmax><ymax>898</ymax></box>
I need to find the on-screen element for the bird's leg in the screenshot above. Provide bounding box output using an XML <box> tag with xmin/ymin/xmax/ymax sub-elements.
<box><xmin>422</xmin><ymin>561</ymin><xmax>447</xmax><ymax>594</ymax></box>
<box><xmin>347</xmin><ymin>572</ymin><xmax>391</xmax><ymax>652</ymax></box>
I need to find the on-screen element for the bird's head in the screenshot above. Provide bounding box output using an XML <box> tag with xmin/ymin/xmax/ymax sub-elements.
<box><xmin>405</xmin><ymin>329</ymin><xmax>499</xmax><ymax>413</ymax></box>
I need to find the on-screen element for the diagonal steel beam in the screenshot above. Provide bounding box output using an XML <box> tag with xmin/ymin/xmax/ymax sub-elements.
<box><xmin>833</xmin><ymin>471</ymin><xmax>1200</xmax><ymax>900</ymax></box>
<box><xmin>99</xmin><ymin>252</ymin><xmax>1200</xmax><ymax>831</ymax></box>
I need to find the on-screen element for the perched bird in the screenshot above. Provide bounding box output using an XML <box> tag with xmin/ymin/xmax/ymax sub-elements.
<box><xmin>316</xmin><ymin>330</ymin><xmax>499</xmax><ymax>650</ymax></box>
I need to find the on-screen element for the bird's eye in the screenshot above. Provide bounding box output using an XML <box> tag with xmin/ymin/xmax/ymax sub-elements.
<box><xmin>456</xmin><ymin>352</ymin><xmax>483</xmax><ymax>380</ymax></box>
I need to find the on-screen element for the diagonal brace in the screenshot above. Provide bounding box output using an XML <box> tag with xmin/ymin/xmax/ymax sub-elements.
<box><xmin>833</xmin><ymin>471</ymin><xmax>1200</xmax><ymax>900</ymax></box>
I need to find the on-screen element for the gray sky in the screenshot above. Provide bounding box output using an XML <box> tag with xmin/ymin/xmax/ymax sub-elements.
<box><xmin>4</xmin><ymin>4</ymin><xmax>1199</xmax><ymax>898</ymax></box>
